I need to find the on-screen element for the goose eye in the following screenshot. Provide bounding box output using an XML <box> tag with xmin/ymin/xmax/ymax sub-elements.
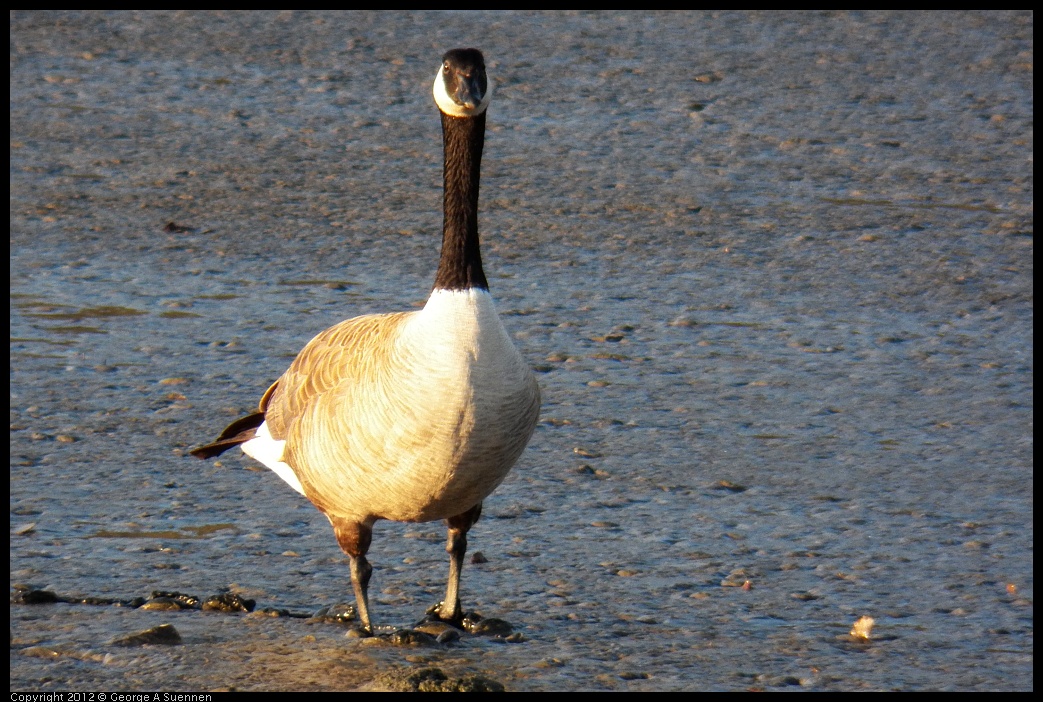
<box><xmin>443</xmin><ymin>62</ymin><xmax>450</xmax><ymax>72</ymax></box>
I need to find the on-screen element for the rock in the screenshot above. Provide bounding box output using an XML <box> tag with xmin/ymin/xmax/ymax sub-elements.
<box><xmin>385</xmin><ymin>629</ymin><xmax>439</xmax><ymax>647</ymax></box>
<box><xmin>467</xmin><ymin>617</ymin><xmax>514</xmax><ymax>637</ymax></box>
<box><xmin>112</xmin><ymin>624</ymin><xmax>182</xmax><ymax>647</ymax></box>
<box><xmin>379</xmin><ymin>667</ymin><xmax>506</xmax><ymax>692</ymax></box>
<box><xmin>139</xmin><ymin>597</ymin><xmax>187</xmax><ymax>611</ymax></box>
<box><xmin>11</xmin><ymin>588</ymin><xmax>60</xmax><ymax>604</ymax></box>
<box><xmin>201</xmin><ymin>593</ymin><xmax>255</xmax><ymax>612</ymax></box>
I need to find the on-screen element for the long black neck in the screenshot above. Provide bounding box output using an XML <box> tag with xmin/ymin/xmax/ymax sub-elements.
<box><xmin>433</xmin><ymin>111</ymin><xmax>488</xmax><ymax>291</ymax></box>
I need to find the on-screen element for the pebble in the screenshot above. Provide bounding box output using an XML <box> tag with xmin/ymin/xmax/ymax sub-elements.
<box><xmin>111</xmin><ymin>624</ymin><xmax>182</xmax><ymax>647</ymax></box>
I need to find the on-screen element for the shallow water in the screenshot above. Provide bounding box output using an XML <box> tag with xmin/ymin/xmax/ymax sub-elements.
<box><xmin>10</xmin><ymin>10</ymin><xmax>1033</xmax><ymax>691</ymax></box>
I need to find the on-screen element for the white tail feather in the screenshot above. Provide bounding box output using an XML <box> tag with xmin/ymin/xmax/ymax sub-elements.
<box><xmin>242</xmin><ymin>421</ymin><xmax>306</xmax><ymax>496</ymax></box>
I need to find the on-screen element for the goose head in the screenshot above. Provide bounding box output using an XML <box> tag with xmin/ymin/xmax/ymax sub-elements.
<box><xmin>433</xmin><ymin>48</ymin><xmax>493</xmax><ymax>117</ymax></box>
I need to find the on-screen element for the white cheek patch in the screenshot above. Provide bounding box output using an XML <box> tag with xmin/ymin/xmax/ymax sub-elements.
<box><xmin>433</xmin><ymin>67</ymin><xmax>493</xmax><ymax>117</ymax></box>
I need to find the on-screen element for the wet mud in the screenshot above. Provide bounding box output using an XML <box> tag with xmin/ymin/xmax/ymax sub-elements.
<box><xmin>10</xmin><ymin>11</ymin><xmax>1033</xmax><ymax>691</ymax></box>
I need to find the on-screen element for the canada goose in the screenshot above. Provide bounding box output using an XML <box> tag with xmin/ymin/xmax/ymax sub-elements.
<box><xmin>191</xmin><ymin>48</ymin><xmax>540</xmax><ymax>635</ymax></box>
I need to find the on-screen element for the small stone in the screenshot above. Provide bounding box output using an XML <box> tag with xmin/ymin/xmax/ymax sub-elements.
<box><xmin>381</xmin><ymin>667</ymin><xmax>446</xmax><ymax>692</ymax></box>
<box><xmin>310</xmin><ymin>602</ymin><xmax>357</xmax><ymax>623</ymax></box>
<box><xmin>251</xmin><ymin>607</ymin><xmax>291</xmax><ymax>618</ymax></box>
<box><xmin>468</xmin><ymin>617</ymin><xmax>514</xmax><ymax>637</ymax></box>
<box><xmin>112</xmin><ymin>624</ymin><xmax>182</xmax><ymax>647</ymax></box>
<box><xmin>21</xmin><ymin>646</ymin><xmax>63</xmax><ymax>658</ymax></box>
<box><xmin>386</xmin><ymin>629</ymin><xmax>439</xmax><ymax>647</ymax></box>
<box><xmin>619</xmin><ymin>671</ymin><xmax>650</xmax><ymax>680</ymax></box>
<box><xmin>449</xmin><ymin>675</ymin><xmax>505</xmax><ymax>692</ymax></box>
<box><xmin>412</xmin><ymin>620</ymin><xmax>459</xmax><ymax>638</ymax></box>
<box><xmin>382</xmin><ymin>668</ymin><xmax>506</xmax><ymax>693</ymax></box>
<box><xmin>11</xmin><ymin>589</ymin><xmax>60</xmax><ymax>604</ymax></box>
<box><xmin>850</xmin><ymin>615</ymin><xmax>875</xmax><ymax>640</ymax></box>
<box><xmin>147</xmin><ymin>591</ymin><xmax>198</xmax><ymax>608</ymax></box>
<box><xmin>201</xmin><ymin>593</ymin><xmax>255</xmax><ymax>613</ymax></box>
<box><xmin>436</xmin><ymin>628</ymin><xmax>461</xmax><ymax>644</ymax></box>
<box><xmin>139</xmin><ymin>598</ymin><xmax>187</xmax><ymax>611</ymax></box>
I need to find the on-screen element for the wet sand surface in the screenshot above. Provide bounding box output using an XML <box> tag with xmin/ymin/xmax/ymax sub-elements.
<box><xmin>10</xmin><ymin>11</ymin><xmax>1032</xmax><ymax>691</ymax></box>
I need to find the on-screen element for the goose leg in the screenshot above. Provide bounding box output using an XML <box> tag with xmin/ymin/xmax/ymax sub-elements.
<box><xmin>438</xmin><ymin>503</ymin><xmax>482</xmax><ymax>624</ymax></box>
<box><xmin>331</xmin><ymin>517</ymin><xmax>374</xmax><ymax>634</ymax></box>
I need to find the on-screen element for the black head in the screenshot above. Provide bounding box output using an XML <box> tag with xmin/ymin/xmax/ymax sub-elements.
<box><xmin>433</xmin><ymin>48</ymin><xmax>491</xmax><ymax>117</ymax></box>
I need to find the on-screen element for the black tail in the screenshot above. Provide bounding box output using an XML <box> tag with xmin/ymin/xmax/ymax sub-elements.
<box><xmin>190</xmin><ymin>412</ymin><xmax>266</xmax><ymax>460</ymax></box>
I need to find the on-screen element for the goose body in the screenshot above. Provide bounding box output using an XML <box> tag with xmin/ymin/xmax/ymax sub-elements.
<box><xmin>244</xmin><ymin>288</ymin><xmax>537</xmax><ymax>524</ymax></box>
<box><xmin>192</xmin><ymin>49</ymin><xmax>539</xmax><ymax>633</ymax></box>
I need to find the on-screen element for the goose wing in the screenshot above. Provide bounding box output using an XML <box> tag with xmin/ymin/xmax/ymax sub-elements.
<box><xmin>261</xmin><ymin>311</ymin><xmax>414</xmax><ymax>442</ymax></box>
